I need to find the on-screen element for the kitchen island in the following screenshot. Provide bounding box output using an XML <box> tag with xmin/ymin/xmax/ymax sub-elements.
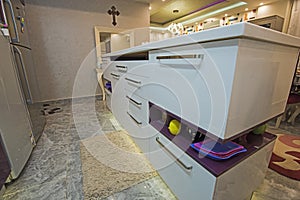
<box><xmin>102</xmin><ymin>22</ymin><xmax>300</xmax><ymax>200</ymax></box>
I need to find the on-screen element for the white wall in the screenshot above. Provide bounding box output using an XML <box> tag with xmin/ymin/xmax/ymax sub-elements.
<box><xmin>26</xmin><ymin>0</ymin><xmax>149</xmax><ymax>101</ymax></box>
<box><xmin>150</xmin><ymin>30</ymin><xmax>172</xmax><ymax>42</ymax></box>
<box><xmin>257</xmin><ymin>0</ymin><xmax>289</xmax><ymax>18</ymax></box>
<box><xmin>130</xmin><ymin>27</ymin><xmax>150</xmax><ymax>46</ymax></box>
<box><xmin>110</xmin><ymin>33</ymin><xmax>130</xmax><ymax>52</ymax></box>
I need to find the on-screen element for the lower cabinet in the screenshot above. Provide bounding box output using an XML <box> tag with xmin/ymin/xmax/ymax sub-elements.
<box><xmin>213</xmin><ymin>141</ymin><xmax>275</xmax><ymax>200</ymax></box>
<box><xmin>103</xmin><ymin>55</ymin><xmax>276</xmax><ymax>200</ymax></box>
<box><xmin>149</xmin><ymin>133</ymin><xmax>216</xmax><ymax>200</ymax></box>
<box><xmin>108</xmin><ymin>76</ymin><xmax>276</xmax><ymax>199</ymax></box>
<box><xmin>148</xmin><ymin>132</ymin><xmax>275</xmax><ymax>200</ymax></box>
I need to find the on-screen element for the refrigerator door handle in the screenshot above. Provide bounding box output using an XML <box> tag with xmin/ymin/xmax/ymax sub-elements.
<box><xmin>4</xmin><ymin>0</ymin><xmax>19</xmax><ymax>43</ymax></box>
<box><xmin>13</xmin><ymin>46</ymin><xmax>32</xmax><ymax>104</ymax></box>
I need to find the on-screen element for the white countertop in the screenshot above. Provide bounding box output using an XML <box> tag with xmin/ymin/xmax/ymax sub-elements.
<box><xmin>103</xmin><ymin>22</ymin><xmax>300</xmax><ymax>58</ymax></box>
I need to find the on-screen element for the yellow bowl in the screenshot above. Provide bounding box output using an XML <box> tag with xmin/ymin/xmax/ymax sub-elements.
<box><xmin>168</xmin><ymin>119</ymin><xmax>181</xmax><ymax>135</ymax></box>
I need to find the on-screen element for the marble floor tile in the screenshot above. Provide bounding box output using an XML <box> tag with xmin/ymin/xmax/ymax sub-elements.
<box><xmin>67</xmin><ymin>149</ymin><xmax>83</xmax><ymax>175</ymax></box>
<box><xmin>4</xmin><ymin>145</ymin><xmax>69</xmax><ymax>193</ymax></box>
<box><xmin>66</xmin><ymin>172</ymin><xmax>84</xmax><ymax>200</ymax></box>
<box><xmin>70</xmin><ymin>125</ymin><xmax>104</xmax><ymax>140</ymax></box>
<box><xmin>3</xmin><ymin>97</ymin><xmax>300</xmax><ymax>200</ymax></box>
<box><xmin>3</xmin><ymin>176</ymin><xmax>67</xmax><ymax>200</ymax></box>
<box><xmin>38</xmin><ymin>129</ymin><xmax>76</xmax><ymax>147</ymax></box>
<box><xmin>104</xmin><ymin>177</ymin><xmax>177</xmax><ymax>200</ymax></box>
<box><xmin>252</xmin><ymin>169</ymin><xmax>300</xmax><ymax>200</ymax></box>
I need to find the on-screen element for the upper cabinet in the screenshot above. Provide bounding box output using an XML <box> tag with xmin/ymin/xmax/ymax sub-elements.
<box><xmin>249</xmin><ymin>15</ymin><xmax>284</xmax><ymax>32</ymax></box>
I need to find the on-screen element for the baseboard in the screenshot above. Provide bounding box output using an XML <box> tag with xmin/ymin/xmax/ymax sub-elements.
<box><xmin>38</xmin><ymin>94</ymin><xmax>103</xmax><ymax>104</ymax></box>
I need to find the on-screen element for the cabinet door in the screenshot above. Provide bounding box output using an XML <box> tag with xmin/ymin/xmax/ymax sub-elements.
<box><xmin>0</xmin><ymin>35</ymin><xmax>33</xmax><ymax>179</ymax></box>
<box><xmin>148</xmin><ymin>133</ymin><xmax>216</xmax><ymax>200</ymax></box>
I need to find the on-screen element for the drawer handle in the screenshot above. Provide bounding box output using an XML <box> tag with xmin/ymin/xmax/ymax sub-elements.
<box><xmin>156</xmin><ymin>137</ymin><xmax>193</xmax><ymax>171</ymax></box>
<box><xmin>125</xmin><ymin>77</ymin><xmax>141</xmax><ymax>84</ymax></box>
<box><xmin>156</xmin><ymin>54</ymin><xmax>204</xmax><ymax>60</ymax></box>
<box><xmin>111</xmin><ymin>73</ymin><xmax>120</xmax><ymax>79</ymax></box>
<box><xmin>127</xmin><ymin>112</ymin><xmax>142</xmax><ymax>125</ymax></box>
<box><xmin>116</xmin><ymin>65</ymin><xmax>127</xmax><ymax>71</ymax></box>
<box><xmin>126</xmin><ymin>95</ymin><xmax>142</xmax><ymax>107</ymax></box>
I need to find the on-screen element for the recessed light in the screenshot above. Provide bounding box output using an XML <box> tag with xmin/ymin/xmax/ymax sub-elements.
<box><xmin>162</xmin><ymin>0</ymin><xmax>165</xmax><ymax>1</ymax></box>
<box><xmin>225</xmin><ymin>13</ymin><xmax>228</xmax><ymax>17</ymax></box>
<box><xmin>245</xmin><ymin>8</ymin><xmax>249</xmax><ymax>11</ymax></box>
<box><xmin>149</xmin><ymin>6</ymin><xmax>152</xmax><ymax>10</ymax></box>
<box><xmin>259</xmin><ymin>2</ymin><xmax>264</xmax><ymax>6</ymax></box>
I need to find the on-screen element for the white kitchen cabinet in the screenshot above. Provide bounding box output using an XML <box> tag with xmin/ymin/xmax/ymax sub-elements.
<box><xmin>102</xmin><ymin>22</ymin><xmax>300</xmax><ymax>200</ymax></box>
<box><xmin>147</xmin><ymin>130</ymin><xmax>275</xmax><ymax>200</ymax></box>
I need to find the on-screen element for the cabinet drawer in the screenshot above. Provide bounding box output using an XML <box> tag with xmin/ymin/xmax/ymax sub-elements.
<box><xmin>109</xmin><ymin>70</ymin><xmax>123</xmax><ymax>80</ymax></box>
<box><xmin>114</xmin><ymin>61</ymin><xmax>148</xmax><ymax>74</ymax></box>
<box><xmin>123</xmin><ymin>73</ymin><xmax>149</xmax><ymax>93</ymax></box>
<box><xmin>114</xmin><ymin>62</ymin><xmax>128</xmax><ymax>72</ymax></box>
<box><xmin>125</xmin><ymin>90</ymin><xmax>148</xmax><ymax>123</ymax></box>
<box><xmin>149</xmin><ymin>133</ymin><xmax>216</xmax><ymax>200</ymax></box>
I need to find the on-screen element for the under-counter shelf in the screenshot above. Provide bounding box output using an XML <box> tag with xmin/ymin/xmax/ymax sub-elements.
<box><xmin>149</xmin><ymin>102</ymin><xmax>276</xmax><ymax>177</ymax></box>
<box><xmin>103</xmin><ymin>78</ymin><xmax>112</xmax><ymax>93</ymax></box>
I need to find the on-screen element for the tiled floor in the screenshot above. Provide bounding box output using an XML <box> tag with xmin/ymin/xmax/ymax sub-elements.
<box><xmin>2</xmin><ymin>97</ymin><xmax>300</xmax><ymax>200</ymax></box>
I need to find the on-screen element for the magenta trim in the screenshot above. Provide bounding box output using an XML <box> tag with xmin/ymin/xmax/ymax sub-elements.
<box><xmin>187</xmin><ymin>0</ymin><xmax>227</xmax><ymax>16</ymax></box>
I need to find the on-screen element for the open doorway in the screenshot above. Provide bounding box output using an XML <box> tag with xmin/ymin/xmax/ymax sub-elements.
<box><xmin>94</xmin><ymin>26</ymin><xmax>150</xmax><ymax>67</ymax></box>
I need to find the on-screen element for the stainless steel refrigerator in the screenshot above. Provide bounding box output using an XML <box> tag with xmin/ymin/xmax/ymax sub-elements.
<box><xmin>1</xmin><ymin>0</ymin><xmax>45</xmax><ymax>142</ymax></box>
<box><xmin>0</xmin><ymin>31</ymin><xmax>34</xmax><ymax>180</ymax></box>
<box><xmin>0</xmin><ymin>0</ymin><xmax>45</xmax><ymax>180</ymax></box>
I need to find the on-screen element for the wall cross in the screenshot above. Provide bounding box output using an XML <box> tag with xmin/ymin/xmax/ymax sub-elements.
<box><xmin>107</xmin><ymin>6</ymin><xmax>120</xmax><ymax>26</ymax></box>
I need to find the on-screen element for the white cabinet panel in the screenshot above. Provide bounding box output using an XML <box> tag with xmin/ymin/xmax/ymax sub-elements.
<box><xmin>125</xmin><ymin>90</ymin><xmax>148</xmax><ymax>123</ymax></box>
<box><xmin>148</xmin><ymin>133</ymin><xmax>216</xmax><ymax>200</ymax></box>
<box><xmin>214</xmin><ymin>141</ymin><xmax>275</xmax><ymax>200</ymax></box>
<box><xmin>226</xmin><ymin>40</ymin><xmax>299</xmax><ymax>137</ymax></box>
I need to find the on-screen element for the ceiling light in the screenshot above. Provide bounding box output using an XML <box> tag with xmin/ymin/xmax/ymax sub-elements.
<box><xmin>245</xmin><ymin>8</ymin><xmax>249</xmax><ymax>11</ymax></box>
<box><xmin>173</xmin><ymin>9</ymin><xmax>179</xmax><ymax>13</ymax></box>
<box><xmin>225</xmin><ymin>14</ymin><xmax>228</xmax><ymax>17</ymax></box>
<box><xmin>162</xmin><ymin>0</ymin><xmax>165</xmax><ymax>1</ymax></box>
<box><xmin>181</xmin><ymin>1</ymin><xmax>247</xmax><ymax>25</ymax></box>
<box><xmin>149</xmin><ymin>6</ymin><xmax>152</xmax><ymax>10</ymax></box>
<box><xmin>259</xmin><ymin>2</ymin><xmax>264</xmax><ymax>6</ymax></box>
<box><xmin>150</xmin><ymin>26</ymin><xmax>169</xmax><ymax>31</ymax></box>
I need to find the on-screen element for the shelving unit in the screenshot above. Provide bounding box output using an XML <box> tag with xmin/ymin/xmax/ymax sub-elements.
<box><xmin>103</xmin><ymin>78</ymin><xmax>112</xmax><ymax>93</ymax></box>
<box><xmin>249</xmin><ymin>15</ymin><xmax>284</xmax><ymax>32</ymax></box>
<box><xmin>149</xmin><ymin>102</ymin><xmax>276</xmax><ymax>177</ymax></box>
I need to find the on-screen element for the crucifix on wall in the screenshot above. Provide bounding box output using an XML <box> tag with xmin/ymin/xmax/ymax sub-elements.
<box><xmin>107</xmin><ymin>6</ymin><xmax>120</xmax><ymax>26</ymax></box>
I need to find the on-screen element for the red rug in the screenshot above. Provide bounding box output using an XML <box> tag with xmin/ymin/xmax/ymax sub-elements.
<box><xmin>268</xmin><ymin>134</ymin><xmax>300</xmax><ymax>180</ymax></box>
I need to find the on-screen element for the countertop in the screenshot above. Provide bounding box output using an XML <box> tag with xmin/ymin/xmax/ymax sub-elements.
<box><xmin>103</xmin><ymin>22</ymin><xmax>300</xmax><ymax>58</ymax></box>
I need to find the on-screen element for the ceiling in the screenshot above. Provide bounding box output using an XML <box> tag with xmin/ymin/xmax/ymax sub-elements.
<box><xmin>135</xmin><ymin>0</ymin><xmax>280</xmax><ymax>26</ymax></box>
